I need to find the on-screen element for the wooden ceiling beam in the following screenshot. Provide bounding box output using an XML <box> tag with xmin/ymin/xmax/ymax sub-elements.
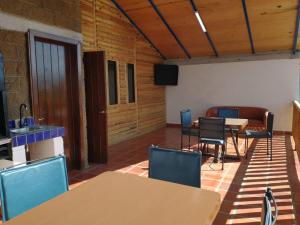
<box><xmin>111</xmin><ymin>0</ymin><xmax>166</xmax><ymax>60</ymax></box>
<box><xmin>241</xmin><ymin>0</ymin><xmax>255</xmax><ymax>54</ymax></box>
<box><xmin>293</xmin><ymin>0</ymin><xmax>300</xmax><ymax>54</ymax></box>
<box><xmin>148</xmin><ymin>0</ymin><xmax>191</xmax><ymax>59</ymax></box>
<box><xmin>189</xmin><ymin>0</ymin><xmax>218</xmax><ymax>57</ymax></box>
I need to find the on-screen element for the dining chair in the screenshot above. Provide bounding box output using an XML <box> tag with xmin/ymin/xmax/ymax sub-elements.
<box><xmin>180</xmin><ymin>109</ymin><xmax>199</xmax><ymax>150</ymax></box>
<box><xmin>0</xmin><ymin>155</ymin><xmax>69</xmax><ymax>221</ymax></box>
<box><xmin>261</xmin><ymin>187</ymin><xmax>278</xmax><ymax>225</ymax></box>
<box><xmin>148</xmin><ymin>146</ymin><xmax>201</xmax><ymax>188</ymax></box>
<box><xmin>217</xmin><ymin>108</ymin><xmax>239</xmax><ymax>119</ymax></box>
<box><xmin>218</xmin><ymin>108</ymin><xmax>240</xmax><ymax>144</ymax></box>
<box><xmin>198</xmin><ymin>117</ymin><xmax>226</xmax><ymax>170</ymax></box>
<box><xmin>245</xmin><ymin>112</ymin><xmax>274</xmax><ymax>160</ymax></box>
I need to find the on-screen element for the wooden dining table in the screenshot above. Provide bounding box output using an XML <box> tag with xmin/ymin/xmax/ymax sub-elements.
<box><xmin>194</xmin><ymin>118</ymin><xmax>248</xmax><ymax>159</ymax></box>
<box><xmin>5</xmin><ymin>172</ymin><xmax>221</xmax><ymax>225</ymax></box>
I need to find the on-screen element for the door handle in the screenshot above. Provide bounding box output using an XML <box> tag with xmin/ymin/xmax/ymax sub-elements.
<box><xmin>100</xmin><ymin>111</ymin><xmax>106</xmax><ymax>114</ymax></box>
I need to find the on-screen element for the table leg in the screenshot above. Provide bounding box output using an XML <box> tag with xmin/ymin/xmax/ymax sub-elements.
<box><xmin>230</xmin><ymin>129</ymin><xmax>240</xmax><ymax>159</ymax></box>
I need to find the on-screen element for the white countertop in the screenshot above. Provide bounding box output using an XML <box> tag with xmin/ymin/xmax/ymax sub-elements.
<box><xmin>0</xmin><ymin>137</ymin><xmax>11</xmax><ymax>145</ymax></box>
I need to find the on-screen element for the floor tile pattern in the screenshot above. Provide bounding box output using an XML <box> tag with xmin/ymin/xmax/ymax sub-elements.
<box><xmin>49</xmin><ymin>128</ymin><xmax>300</xmax><ymax>224</ymax></box>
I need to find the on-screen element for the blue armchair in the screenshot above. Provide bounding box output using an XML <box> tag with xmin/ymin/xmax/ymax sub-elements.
<box><xmin>0</xmin><ymin>155</ymin><xmax>69</xmax><ymax>221</ymax></box>
<box><xmin>149</xmin><ymin>146</ymin><xmax>201</xmax><ymax>188</ymax></box>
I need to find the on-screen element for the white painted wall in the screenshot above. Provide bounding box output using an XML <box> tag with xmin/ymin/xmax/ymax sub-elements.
<box><xmin>166</xmin><ymin>59</ymin><xmax>299</xmax><ymax>131</ymax></box>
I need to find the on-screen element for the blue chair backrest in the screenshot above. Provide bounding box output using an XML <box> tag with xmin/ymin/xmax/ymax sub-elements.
<box><xmin>180</xmin><ymin>109</ymin><xmax>192</xmax><ymax>129</ymax></box>
<box><xmin>261</xmin><ymin>188</ymin><xmax>277</xmax><ymax>225</ymax></box>
<box><xmin>0</xmin><ymin>156</ymin><xmax>69</xmax><ymax>221</ymax></box>
<box><xmin>149</xmin><ymin>146</ymin><xmax>201</xmax><ymax>188</ymax></box>
<box><xmin>198</xmin><ymin>117</ymin><xmax>226</xmax><ymax>140</ymax></box>
<box><xmin>218</xmin><ymin>108</ymin><xmax>239</xmax><ymax>119</ymax></box>
<box><xmin>267</xmin><ymin>112</ymin><xmax>274</xmax><ymax>134</ymax></box>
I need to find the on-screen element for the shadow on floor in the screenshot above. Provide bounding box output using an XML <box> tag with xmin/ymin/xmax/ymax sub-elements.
<box><xmin>68</xmin><ymin>128</ymin><xmax>300</xmax><ymax>225</ymax></box>
<box><xmin>213</xmin><ymin>135</ymin><xmax>298</xmax><ymax>225</ymax></box>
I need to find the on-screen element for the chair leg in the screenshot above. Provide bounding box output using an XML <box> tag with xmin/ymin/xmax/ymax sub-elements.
<box><xmin>236</xmin><ymin>132</ymin><xmax>239</xmax><ymax>146</ymax></box>
<box><xmin>244</xmin><ymin>137</ymin><xmax>246</xmax><ymax>154</ymax></box>
<box><xmin>198</xmin><ymin>136</ymin><xmax>200</xmax><ymax>152</ymax></box>
<box><xmin>222</xmin><ymin>144</ymin><xmax>226</xmax><ymax>170</ymax></box>
<box><xmin>270</xmin><ymin>137</ymin><xmax>273</xmax><ymax>161</ymax></box>
<box><xmin>267</xmin><ymin>138</ymin><xmax>269</xmax><ymax>155</ymax></box>
<box><xmin>245</xmin><ymin>137</ymin><xmax>248</xmax><ymax>159</ymax></box>
<box><xmin>181</xmin><ymin>134</ymin><xmax>183</xmax><ymax>150</ymax></box>
<box><xmin>188</xmin><ymin>135</ymin><xmax>191</xmax><ymax>150</ymax></box>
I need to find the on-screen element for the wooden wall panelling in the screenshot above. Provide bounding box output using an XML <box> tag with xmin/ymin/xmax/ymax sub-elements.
<box><xmin>81</xmin><ymin>0</ymin><xmax>97</xmax><ymax>50</ymax></box>
<box><xmin>81</xmin><ymin>0</ymin><xmax>165</xmax><ymax>146</ymax></box>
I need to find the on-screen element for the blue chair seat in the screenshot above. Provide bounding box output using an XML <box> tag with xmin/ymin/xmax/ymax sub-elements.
<box><xmin>199</xmin><ymin>138</ymin><xmax>225</xmax><ymax>145</ymax></box>
<box><xmin>245</xmin><ymin>130</ymin><xmax>272</xmax><ymax>138</ymax></box>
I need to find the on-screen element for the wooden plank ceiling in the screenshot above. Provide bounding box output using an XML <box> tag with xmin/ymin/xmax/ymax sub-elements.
<box><xmin>114</xmin><ymin>0</ymin><xmax>300</xmax><ymax>59</ymax></box>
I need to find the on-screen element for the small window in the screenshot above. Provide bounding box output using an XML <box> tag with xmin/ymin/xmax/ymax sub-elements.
<box><xmin>108</xmin><ymin>60</ymin><xmax>118</xmax><ymax>105</ymax></box>
<box><xmin>127</xmin><ymin>63</ymin><xmax>135</xmax><ymax>103</ymax></box>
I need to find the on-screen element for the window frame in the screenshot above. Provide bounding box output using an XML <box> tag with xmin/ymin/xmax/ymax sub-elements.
<box><xmin>106</xmin><ymin>60</ymin><xmax>120</xmax><ymax>106</ymax></box>
<box><xmin>126</xmin><ymin>63</ymin><xmax>137</xmax><ymax>104</ymax></box>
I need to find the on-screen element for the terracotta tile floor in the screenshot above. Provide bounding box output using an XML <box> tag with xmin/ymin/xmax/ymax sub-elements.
<box><xmin>69</xmin><ymin>127</ymin><xmax>300</xmax><ymax>225</ymax></box>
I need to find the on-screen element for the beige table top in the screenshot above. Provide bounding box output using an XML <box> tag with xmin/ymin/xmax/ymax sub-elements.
<box><xmin>194</xmin><ymin>118</ymin><xmax>248</xmax><ymax>131</ymax></box>
<box><xmin>225</xmin><ymin>118</ymin><xmax>248</xmax><ymax>130</ymax></box>
<box><xmin>6</xmin><ymin>172</ymin><xmax>221</xmax><ymax>225</ymax></box>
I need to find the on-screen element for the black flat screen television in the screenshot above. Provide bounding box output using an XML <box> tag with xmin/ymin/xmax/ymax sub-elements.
<box><xmin>154</xmin><ymin>64</ymin><xmax>178</xmax><ymax>86</ymax></box>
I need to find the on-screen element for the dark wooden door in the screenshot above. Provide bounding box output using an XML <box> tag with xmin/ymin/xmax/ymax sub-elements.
<box><xmin>29</xmin><ymin>35</ymin><xmax>81</xmax><ymax>169</ymax></box>
<box><xmin>83</xmin><ymin>51</ymin><xmax>107</xmax><ymax>163</ymax></box>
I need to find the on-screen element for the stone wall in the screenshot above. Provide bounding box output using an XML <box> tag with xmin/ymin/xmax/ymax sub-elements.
<box><xmin>0</xmin><ymin>30</ymin><xmax>30</xmax><ymax>119</ymax></box>
<box><xmin>0</xmin><ymin>0</ymin><xmax>81</xmax><ymax>119</ymax></box>
<box><xmin>0</xmin><ymin>0</ymin><xmax>81</xmax><ymax>32</ymax></box>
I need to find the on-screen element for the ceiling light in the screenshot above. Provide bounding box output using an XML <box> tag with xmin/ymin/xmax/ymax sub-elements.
<box><xmin>195</xmin><ymin>11</ymin><xmax>207</xmax><ymax>33</ymax></box>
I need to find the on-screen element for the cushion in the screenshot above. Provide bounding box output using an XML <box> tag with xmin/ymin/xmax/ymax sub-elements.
<box><xmin>245</xmin><ymin>130</ymin><xmax>272</xmax><ymax>138</ymax></box>
<box><xmin>199</xmin><ymin>138</ymin><xmax>225</xmax><ymax>145</ymax></box>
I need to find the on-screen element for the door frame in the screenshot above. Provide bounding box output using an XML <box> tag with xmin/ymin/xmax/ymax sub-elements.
<box><xmin>27</xmin><ymin>29</ymin><xmax>84</xmax><ymax>169</ymax></box>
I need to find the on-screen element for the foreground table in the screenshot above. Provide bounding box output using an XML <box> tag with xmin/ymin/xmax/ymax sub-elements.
<box><xmin>194</xmin><ymin>118</ymin><xmax>248</xmax><ymax>159</ymax></box>
<box><xmin>5</xmin><ymin>172</ymin><xmax>221</xmax><ymax>225</ymax></box>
